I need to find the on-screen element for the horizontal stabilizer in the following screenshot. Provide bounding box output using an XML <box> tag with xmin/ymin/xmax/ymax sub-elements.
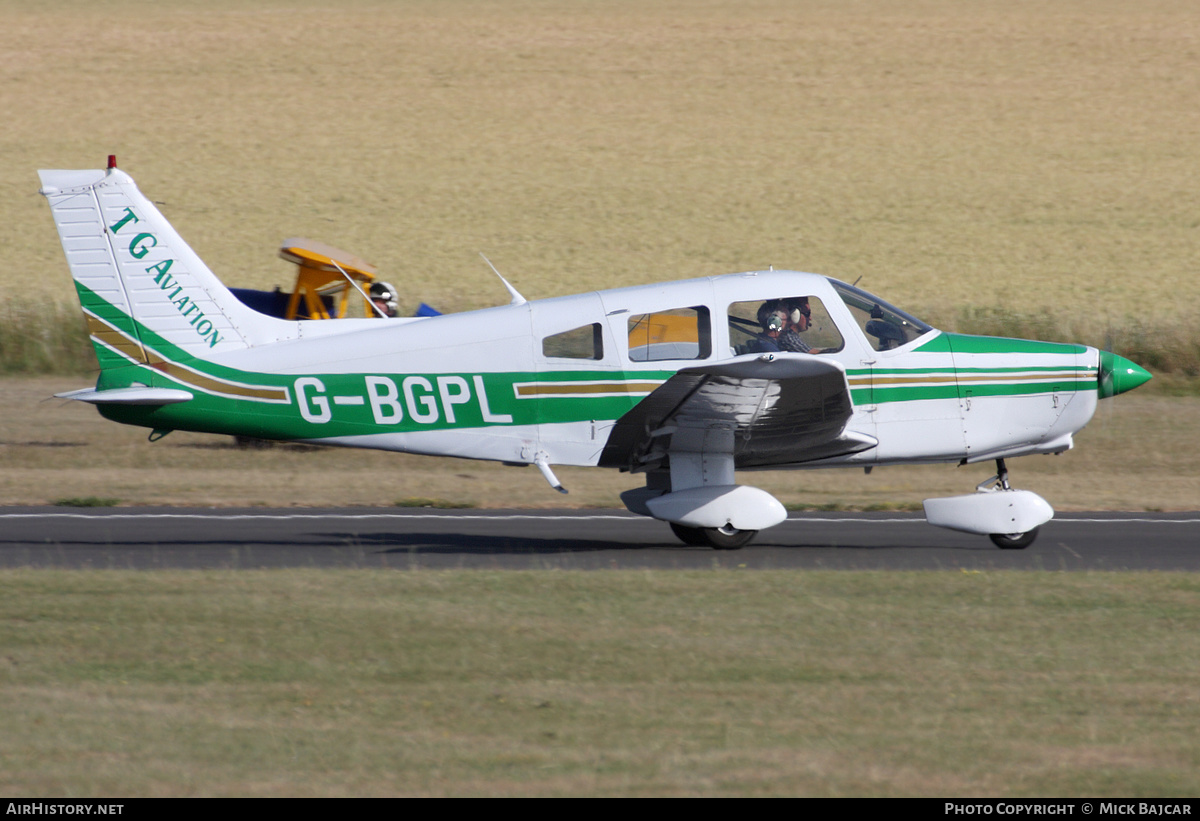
<box><xmin>55</xmin><ymin>386</ymin><xmax>194</xmax><ymax>405</ymax></box>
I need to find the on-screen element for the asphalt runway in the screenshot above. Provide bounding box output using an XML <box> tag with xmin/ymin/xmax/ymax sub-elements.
<box><xmin>0</xmin><ymin>508</ymin><xmax>1197</xmax><ymax>570</ymax></box>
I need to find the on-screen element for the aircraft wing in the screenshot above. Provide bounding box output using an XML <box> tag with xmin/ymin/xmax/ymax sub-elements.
<box><xmin>599</xmin><ymin>354</ymin><xmax>876</xmax><ymax>471</ymax></box>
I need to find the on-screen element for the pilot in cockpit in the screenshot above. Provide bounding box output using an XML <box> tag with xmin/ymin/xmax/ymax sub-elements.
<box><xmin>369</xmin><ymin>281</ymin><xmax>400</xmax><ymax>318</ymax></box>
<box><xmin>752</xmin><ymin>298</ymin><xmax>823</xmax><ymax>354</ymax></box>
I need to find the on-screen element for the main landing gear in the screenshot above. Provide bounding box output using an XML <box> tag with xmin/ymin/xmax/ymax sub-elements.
<box><xmin>640</xmin><ymin>484</ymin><xmax>782</xmax><ymax>550</ymax></box>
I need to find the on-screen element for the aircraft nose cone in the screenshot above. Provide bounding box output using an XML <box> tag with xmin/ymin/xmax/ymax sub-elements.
<box><xmin>1098</xmin><ymin>351</ymin><xmax>1153</xmax><ymax>398</ymax></box>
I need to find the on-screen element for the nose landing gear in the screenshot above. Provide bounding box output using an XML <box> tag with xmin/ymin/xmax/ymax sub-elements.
<box><xmin>923</xmin><ymin>458</ymin><xmax>1054</xmax><ymax>549</ymax></box>
<box><xmin>979</xmin><ymin>459</ymin><xmax>1040</xmax><ymax>549</ymax></box>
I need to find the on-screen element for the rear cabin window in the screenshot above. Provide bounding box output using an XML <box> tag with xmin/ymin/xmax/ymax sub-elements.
<box><xmin>542</xmin><ymin>323</ymin><xmax>604</xmax><ymax>360</ymax></box>
<box><xmin>627</xmin><ymin>307</ymin><xmax>711</xmax><ymax>362</ymax></box>
<box><xmin>727</xmin><ymin>296</ymin><xmax>843</xmax><ymax>355</ymax></box>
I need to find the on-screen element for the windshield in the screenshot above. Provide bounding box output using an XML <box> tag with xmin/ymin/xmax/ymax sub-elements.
<box><xmin>828</xmin><ymin>279</ymin><xmax>933</xmax><ymax>352</ymax></box>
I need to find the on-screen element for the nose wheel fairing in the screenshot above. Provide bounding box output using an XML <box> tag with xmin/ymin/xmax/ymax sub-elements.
<box><xmin>923</xmin><ymin>489</ymin><xmax>1053</xmax><ymax>541</ymax></box>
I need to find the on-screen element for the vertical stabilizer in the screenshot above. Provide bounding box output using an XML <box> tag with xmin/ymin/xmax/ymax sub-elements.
<box><xmin>39</xmin><ymin>166</ymin><xmax>289</xmax><ymax>368</ymax></box>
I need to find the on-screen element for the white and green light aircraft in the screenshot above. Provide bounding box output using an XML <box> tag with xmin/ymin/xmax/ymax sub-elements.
<box><xmin>40</xmin><ymin>162</ymin><xmax>1152</xmax><ymax>549</ymax></box>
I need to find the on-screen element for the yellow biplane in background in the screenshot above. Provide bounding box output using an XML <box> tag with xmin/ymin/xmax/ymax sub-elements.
<box><xmin>230</xmin><ymin>238</ymin><xmax>439</xmax><ymax>322</ymax></box>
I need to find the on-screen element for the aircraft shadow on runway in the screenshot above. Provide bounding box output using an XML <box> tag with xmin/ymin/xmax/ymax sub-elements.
<box><xmin>332</xmin><ymin>531</ymin><xmax>984</xmax><ymax>554</ymax></box>
<box><xmin>0</xmin><ymin>531</ymin><xmax>974</xmax><ymax>554</ymax></box>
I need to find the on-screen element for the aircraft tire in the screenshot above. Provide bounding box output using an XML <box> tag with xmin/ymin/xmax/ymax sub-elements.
<box><xmin>669</xmin><ymin>522</ymin><xmax>709</xmax><ymax>546</ymax></box>
<box><xmin>989</xmin><ymin>527</ymin><xmax>1040</xmax><ymax>550</ymax></box>
<box><xmin>669</xmin><ymin>523</ymin><xmax>757</xmax><ymax>550</ymax></box>
<box><xmin>703</xmin><ymin>525</ymin><xmax>757</xmax><ymax>550</ymax></box>
<box><xmin>703</xmin><ymin>527</ymin><xmax>757</xmax><ymax>550</ymax></box>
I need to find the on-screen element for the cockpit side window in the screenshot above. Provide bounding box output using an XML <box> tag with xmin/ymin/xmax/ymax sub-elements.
<box><xmin>627</xmin><ymin>307</ymin><xmax>711</xmax><ymax>362</ymax></box>
<box><xmin>828</xmin><ymin>280</ymin><xmax>932</xmax><ymax>352</ymax></box>
<box><xmin>543</xmin><ymin>323</ymin><xmax>604</xmax><ymax>360</ymax></box>
<box><xmin>728</xmin><ymin>296</ymin><xmax>844</xmax><ymax>356</ymax></box>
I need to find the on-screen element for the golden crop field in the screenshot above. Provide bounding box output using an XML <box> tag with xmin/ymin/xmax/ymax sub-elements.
<box><xmin>4</xmin><ymin>0</ymin><xmax>1200</xmax><ymax>327</ymax></box>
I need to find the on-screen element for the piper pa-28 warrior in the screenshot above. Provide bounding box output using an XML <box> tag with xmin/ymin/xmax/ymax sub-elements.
<box><xmin>40</xmin><ymin>161</ymin><xmax>1153</xmax><ymax>549</ymax></box>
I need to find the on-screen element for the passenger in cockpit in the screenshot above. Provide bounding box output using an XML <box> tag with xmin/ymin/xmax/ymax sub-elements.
<box><xmin>752</xmin><ymin>298</ymin><xmax>822</xmax><ymax>354</ymax></box>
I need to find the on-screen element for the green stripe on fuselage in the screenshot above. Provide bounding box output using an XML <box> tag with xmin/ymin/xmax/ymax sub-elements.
<box><xmin>916</xmin><ymin>332</ymin><xmax>1087</xmax><ymax>355</ymax></box>
<box><xmin>855</xmin><ymin>377</ymin><xmax>1096</xmax><ymax>406</ymax></box>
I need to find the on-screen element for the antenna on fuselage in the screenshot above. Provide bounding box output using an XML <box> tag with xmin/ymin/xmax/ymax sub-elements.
<box><xmin>479</xmin><ymin>253</ymin><xmax>526</xmax><ymax>306</ymax></box>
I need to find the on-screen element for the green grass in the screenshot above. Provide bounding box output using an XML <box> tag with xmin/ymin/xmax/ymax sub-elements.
<box><xmin>0</xmin><ymin>305</ymin><xmax>94</xmax><ymax>376</ymax></box>
<box><xmin>393</xmin><ymin>497</ymin><xmax>476</xmax><ymax>509</ymax></box>
<box><xmin>52</xmin><ymin>496</ymin><xmax>120</xmax><ymax>508</ymax></box>
<box><xmin>2</xmin><ymin>569</ymin><xmax>1199</xmax><ymax>796</ymax></box>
